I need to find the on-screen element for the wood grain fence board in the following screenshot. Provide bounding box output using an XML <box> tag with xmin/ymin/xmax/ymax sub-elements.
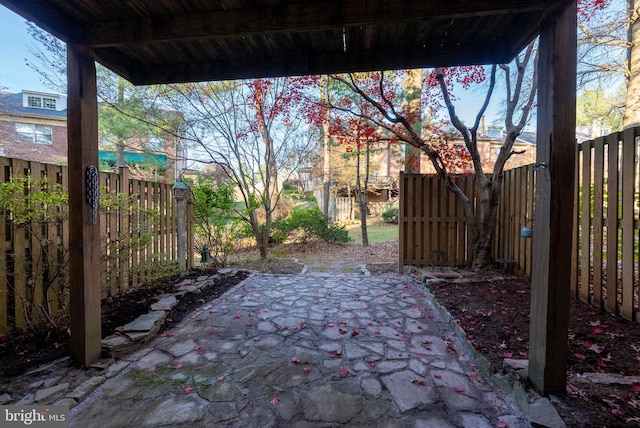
<box><xmin>580</xmin><ymin>142</ymin><xmax>591</xmax><ymax>303</ymax></box>
<box><xmin>592</xmin><ymin>137</ymin><xmax>605</xmax><ymax>306</ymax></box>
<box><xmin>119</xmin><ymin>168</ymin><xmax>130</xmax><ymax>289</ymax></box>
<box><xmin>415</xmin><ymin>175</ymin><xmax>423</xmax><ymax>265</ymax></box>
<box><xmin>606</xmin><ymin>134</ymin><xmax>620</xmax><ymax>313</ymax></box>
<box><xmin>621</xmin><ymin>128</ymin><xmax>636</xmax><ymax>320</ymax></box>
<box><xmin>571</xmin><ymin>147</ymin><xmax>580</xmax><ymax>298</ymax></box>
<box><xmin>422</xmin><ymin>175</ymin><xmax>431</xmax><ymax>264</ymax></box>
<box><xmin>407</xmin><ymin>175</ymin><xmax>416</xmax><ymax>265</ymax></box>
<box><xmin>158</xmin><ymin>181</ymin><xmax>166</xmax><ymax>260</ymax></box>
<box><xmin>130</xmin><ymin>179</ymin><xmax>141</xmax><ymax>287</ymax></box>
<box><xmin>429</xmin><ymin>175</ymin><xmax>438</xmax><ymax>258</ymax></box>
<box><xmin>151</xmin><ymin>182</ymin><xmax>159</xmax><ymax>265</ymax></box>
<box><xmin>99</xmin><ymin>172</ymin><xmax>109</xmax><ymax>297</ymax></box>
<box><xmin>0</xmin><ymin>158</ymin><xmax>10</xmax><ymax>331</ymax></box>
<box><xmin>30</xmin><ymin>162</ymin><xmax>45</xmax><ymax>323</ymax></box>
<box><xmin>398</xmin><ymin>173</ymin><xmax>405</xmax><ymax>271</ymax></box>
<box><xmin>515</xmin><ymin>167</ymin><xmax>525</xmax><ymax>274</ymax></box>
<box><xmin>11</xmin><ymin>160</ymin><xmax>29</xmax><ymax>329</ymax></box>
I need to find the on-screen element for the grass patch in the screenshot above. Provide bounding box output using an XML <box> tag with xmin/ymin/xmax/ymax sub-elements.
<box><xmin>345</xmin><ymin>221</ymin><xmax>398</xmax><ymax>244</ymax></box>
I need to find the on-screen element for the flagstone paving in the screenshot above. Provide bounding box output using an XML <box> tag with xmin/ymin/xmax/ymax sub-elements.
<box><xmin>70</xmin><ymin>270</ymin><xmax>528</xmax><ymax>427</ymax></box>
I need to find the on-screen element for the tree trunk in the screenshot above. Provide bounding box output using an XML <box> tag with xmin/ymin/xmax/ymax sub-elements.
<box><xmin>322</xmin><ymin>80</ymin><xmax>332</xmax><ymax>216</ymax></box>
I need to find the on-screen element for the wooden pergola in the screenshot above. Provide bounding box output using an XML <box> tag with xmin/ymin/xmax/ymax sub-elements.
<box><xmin>0</xmin><ymin>0</ymin><xmax>576</xmax><ymax>396</ymax></box>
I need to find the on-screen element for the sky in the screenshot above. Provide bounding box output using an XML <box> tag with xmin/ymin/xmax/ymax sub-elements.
<box><xmin>0</xmin><ymin>5</ymin><xmax>505</xmax><ymax>127</ymax></box>
<box><xmin>0</xmin><ymin>7</ymin><xmax>52</xmax><ymax>94</ymax></box>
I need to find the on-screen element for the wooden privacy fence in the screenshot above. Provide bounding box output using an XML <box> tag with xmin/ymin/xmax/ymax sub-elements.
<box><xmin>573</xmin><ymin>128</ymin><xmax>640</xmax><ymax>322</ymax></box>
<box><xmin>0</xmin><ymin>158</ymin><xmax>187</xmax><ymax>333</ymax></box>
<box><xmin>399</xmin><ymin>126</ymin><xmax>640</xmax><ymax>322</ymax></box>
<box><xmin>399</xmin><ymin>167</ymin><xmax>535</xmax><ymax>275</ymax></box>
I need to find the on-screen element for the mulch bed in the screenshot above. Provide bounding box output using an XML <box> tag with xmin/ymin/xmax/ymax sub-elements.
<box><xmin>427</xmin><ymin>275</ymin><xmax>640</xmax><ymax>427</ymax></box>
<box><xmin>0</xmin><ymin>268</ymin><xmax>247</xmax><ymax>379</ymax></box>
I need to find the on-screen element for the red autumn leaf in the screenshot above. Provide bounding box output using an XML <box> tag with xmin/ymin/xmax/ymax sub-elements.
<box><xmin>174</xmin><ymin>363</ymin><xmax>183</xmax><ymax>369</ymax></box>
<box><xmin>453</xmin><ymin>386</ymin><xmax>465</xmax><ymax>393</ymax></box>
<box><xmin>592</xmin><ymin>328</ymin><xmax>603</xmax><ymax>334</ymax></box>
<box><xmin>270</xmin><ymin>397</ymin><xmax>280</xmax><ymax>405</ymax></box>
<box><xmin>502</xmin><ymin>352</ymin><xmax>513</xmax><ymax>358</ymax></box>
<box><xmin>338</xmin><ymin>368</ymin><xmax>349</xmax><ymax>377</ymax></box>
<box><xmin>165</xmin><ymin>332</ymin><xmax>174</xmax><ymax>337</ymax></box>
<box><xmin>596</xmin><ymin>359</ymin><xmax>607</xmax><ymax>368</ymax></box>
<box><xmin>217</xmin><ymin>375</ymin><xmax>225</xmax><ymax>381</ymax></box>
<box><xmin>291</xmin><ymin>357</ymin><xmax>300</xmax><ymax>364</ymax></box>
<box><xmin>339</xmin><ymin>328</ymin><xmax>348</xmax><ymax>335</ymax></box>
<box><xmin>328</xmin><ymin>323</ymin><xmax>335</xmax><ymax>328</ymax></box>
<box><xmin>433</xmin><ymin>373</ymin><xmax>442</xmax><ymax>379</ymax></box>
<box><xmin>351</xmin><ymin>331</ymin><xmax>359</xmax><ymax>338</ymax></box>
<box><xmin>374</xmin><ymin>330</ymin><xmax>381</xmax><ymax>335</ymax></box>
<box><xmin>631</xmin><ymin>383</ymin><xmax>640</xmax><ymax>393</ymax></box>
<box><xmin>303</xmin><ymin>367</ymin><xmax>311</xmax><ymax>374</ymax></box>
<box><xmin>197</xmin><ymin>349</ymin><xmax>205</xmax><ymax>355</ymax></box>
<box><xmin>573</xmin><ymin>353</ymin><xmax>586</xmax><ymax>360</ymax></box>
<box><xmin>184</xmin><ymin>386</ymin><xmax>194</xmax><ymax>394</ymax></box>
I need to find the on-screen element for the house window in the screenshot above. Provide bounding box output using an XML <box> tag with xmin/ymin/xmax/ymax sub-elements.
<box><xmin>27</xmin><ymin>96</ymin><xmax>42</xmax><ymax>108</ymax></box>
<box><xmin>42</xmin><ymin>97</ymin><xmax>57</xmax><ymax>109</ymax></box>
<box><xmin>26</xmin><ymin>95</ymin><xmax>57</xmax><ymax>110</ymax></box>
<box><xmin>15</xmin><ymin>123</ymin><xmax>53</xmax><ymax>144</ymax></box>
<box><xmin>147</xmin><ymin>135</ymin><xmax>163</xmax><ymax>151</ymax></box>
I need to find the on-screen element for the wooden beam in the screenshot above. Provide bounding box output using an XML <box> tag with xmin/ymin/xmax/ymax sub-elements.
<box><xmin>528</xmin><ymin>0</ymin><xmax>576</xmax><ymax>395</ymax></box>
<box><xmin>67</xmin><ymin>44</ymin><xmax>102</xmax><ymax>367</ymax></box>
<box><xmin>126</xmin><ymin>43</ymin><xmax>514</xmax><ymax>85</ymax></box>
<box><xmin>83</xmin><ymin>0</ymin><xmax>557</xmax><ymax>48</ymax></box>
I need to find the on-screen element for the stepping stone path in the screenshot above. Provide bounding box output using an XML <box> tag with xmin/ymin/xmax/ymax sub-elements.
<box><xmin>69</xmin><ymin>269</ymin><xmax>528</xmax><ymax>427</ymax></box>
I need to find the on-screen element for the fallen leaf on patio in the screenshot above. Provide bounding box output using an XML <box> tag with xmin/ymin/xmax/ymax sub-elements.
<box><xmin>502</xmin><ymin>352</ymin><xmax>513</xmax><ymax>358</ymax></box>
<box><xmin>453</xmin><ymin>386</ymin><xmax>464</xmax><ymax>393</ymax></box>
<box><xmin>174</xmin><ymin>363</ymin><xmax>183</xmax><ymax>369</ymax></box>
<box><xmin>291</xmin><ymin>357</ymin><xmax>300</xmax><ymax>364</ymax></box>
<box><xmin>165</xmin><ymin>332</ymin><xmax>174</xmax><ymax>337</ymax></box>
<box><xmin>573</xmin><ymin>353</ymin><xmax>586</xmax><ymax>360</ymax></box>
<box><xmin>338</xmin><ymin>368</ymin><xmax>349</xmax><ymax>376</ymax></box>
<box><xmin>217</xmin><ymin>375</ymin><xmax>225</xmax><ymax>381</ymax></box>
<box><xmin>631</xmin><ymin>383</ymin><xmax>640</xmax><ymax>393</ymax></box>
<box><xmin>270</xmin><ymin>397</ymin><xmax>280</xmax><ymax>405</ymax></box>
<box><xmin>184</xmin><ymin>386</ymin><xmax>194</xmax><ymax>394</ymax></box>
<box><xmin>304</xmin><ymin>367</ymin><xmax>311</xmax><ymax>374</ymax></box>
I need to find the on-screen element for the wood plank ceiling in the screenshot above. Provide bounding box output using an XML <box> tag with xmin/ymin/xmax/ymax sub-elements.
<box><xmin>1</xmin><ymin>0</ymin><xmax>571</xmax><ymax>85</ymax></box>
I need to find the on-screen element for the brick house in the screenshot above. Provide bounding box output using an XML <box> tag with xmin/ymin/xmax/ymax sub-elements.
<box><xmin>0</xmin><ymin>90</ymin><xmax>187</xmax><ymax>182</ymax></box>
<box><xmin>0</xmin><ymin>90</ymin><xmax>68</xmax><ymax>164</ymax></box>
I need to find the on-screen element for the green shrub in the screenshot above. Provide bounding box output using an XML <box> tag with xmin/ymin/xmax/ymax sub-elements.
<box><xmin>382</xmin><ymin>206</ymin><xmax>399</xmax><ymax>224</ymax></box>
<box><xmin>270</xmin><ymin>207</ymin><xmax>350</xmax><ymax>244</ymax></box>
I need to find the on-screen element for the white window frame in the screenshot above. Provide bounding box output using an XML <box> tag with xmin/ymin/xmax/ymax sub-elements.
<box><xmin>15</xmin><ymin>123</ymin><xmax>53</xmax><ymax>144</ymax></box>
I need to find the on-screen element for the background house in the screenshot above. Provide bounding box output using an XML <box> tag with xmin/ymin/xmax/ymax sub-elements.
<box><xmin>0</xmin><ymin>90</ymin><xmax>187</xmax><ymax>182</ymax></box>
<box><xmin>305</xmin><ymin>121</ymin><xmax>537</xmax><ymax>221</ymax></box>
<box><xmin>0</xmin><ymin>90</ymin><xmax>68</xmax><ymax>164</ymax></box>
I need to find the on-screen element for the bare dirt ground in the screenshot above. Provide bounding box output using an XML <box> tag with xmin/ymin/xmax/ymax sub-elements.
<box><xmin>1</xmin><ymin>240</ymin><xmax>639</xmax><ymax>427</ymax></box>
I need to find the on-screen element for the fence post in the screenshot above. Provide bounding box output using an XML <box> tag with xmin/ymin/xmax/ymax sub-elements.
<box><xmin>172</xmin><ymin>179</ymin><xmax>189</xmax><ymax>271</ymax></box>
<box><xmin>186</xmin><ymin>182</ymin><xmax>194</xmax><ymax>270</ymax></box>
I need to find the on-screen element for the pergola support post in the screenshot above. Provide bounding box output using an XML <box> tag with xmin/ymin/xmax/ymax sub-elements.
<box><xmin>67</xmin><ymin>44</ymin><xmax>102</xmax><ymax>367</ymax></box>
<box><xmin>529</xmin><ymin>1</ymin><xmax>577</xmax><ymax>395</ymax></box>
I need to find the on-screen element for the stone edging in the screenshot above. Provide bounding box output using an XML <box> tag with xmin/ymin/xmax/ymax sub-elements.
<box><xmin>409</xmin><ymin>271</ymin><xmax>567</xmax><ymax>428</ymax></box>
<box><xmin>4</xmin><ymin>269</ymin><xmax>252</xmax><ymax>410</ymax></box>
